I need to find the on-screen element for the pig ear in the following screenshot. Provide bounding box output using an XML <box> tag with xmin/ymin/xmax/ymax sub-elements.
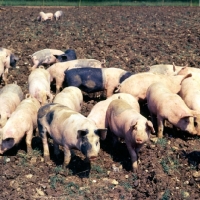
<box><xmin>146</xmin><ymin>120</ymin><xmax>155</xmax><ymax>134</ymax></box>
<box><xmin>172</xmin><ymin>62</ymin><xmax>176</xmax><ymax>72</ymax></box>
<box><xmin>77</xmin><ymin>129</ymin><xmax>88</xmax><ymax>139</ymax></box>
<box><xmin>95</xmin><ymin>129</ymin><xmax>107</xmax><ymax>140</ymax></box>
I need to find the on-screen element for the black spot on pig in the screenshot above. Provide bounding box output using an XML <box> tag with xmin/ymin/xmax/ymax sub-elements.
<box><xmin>10</xmin><ymin>54</ymin><xmax>19</xmax><ymax>68</ymax></box>
<box><xmin>64</xmin><ymin>68</ymin><xmax>104</xmax><ymax>93</ymax></box>
<box><xmin>46</xmin><ymin>110</ymin><xmax>55</xmax><ymax>125</ymax></box>
<box><xmin>54</xmin><ymin>49</ymin><xmax>77</xmax><ymax>62</ymax></box>
<box><xmin>119</xmin><ymin>71</ymin><xmax>133</xmax><ymax>83</ymax></box>
<box><xmin>37</xmin><ymin>103</ymin><xmax>55</xmax><ymax>119</ymax></box>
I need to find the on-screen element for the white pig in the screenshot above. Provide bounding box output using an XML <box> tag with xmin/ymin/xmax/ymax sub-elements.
<box><xmin>87</xmin><ymin>93</ymin><xmax>139</xmax><ymax>128</ymax></box>
<box><xmin>0</xmin><ymin>47</ymin><xmax>18</xmax><ymax>84</ymax></box>
<box><xmin>148</xmin><ymin>63</ymin><xmax>183</xmax><ymax>75</ymax></box>
<box><xmin>30</xmin><ymin>49</ymin><xmax>64</xmax><ymax>70</ymax></box>
<box><xmin>28</xmin><ymin>66</ymin><xmax>53</xmax><ymax>105</ymax></box>
<box><xmin>37</xmin><ymin>103</ymin><xmax>107</xmax><ymax>168</ymax></box>
<box><xmin>116</xmin><ymin>72</ymin><xmax>191</xmax><ymax>101</ymax></box>
<box><xmin>53</xmin><ymin>86</ymin><xmax>83</xmax><ymax>112</ymax></box>
<box><xmin>147</xmin><ymin>82</ymin><xmax>198</xmax><ymax>138</ymax></box>
<box><xmin>47</xmin><ymin>59</ymin><xmax>104</xmax><ymax>94</ymax></box>
<box><xmin>54</xmin><ymin>10</ymin><xmax>63</xmax><ymax>21</ymax></box>
<box><xmin>106</xmin><ymin>99</ymin><xmax>155</xmax><ymax>172</ymax></box>
<box><xmin>0</xmin><ymin>83</ymin><xmax>24</xmax><ymax>128</ymax></box>
<box><xmin>179</xmin><ymin>77</ymin><xmax>200</xmax><ymax>135</ymax></box>
<box><xmin>38</xmin><ymin>12</ymin><xmax>53</xmax><ymax>21</ymax></box>
<box><xmin>0</xmin><ymin>95</ymin><xmax>41</xmax><ymax>154</ymax></box>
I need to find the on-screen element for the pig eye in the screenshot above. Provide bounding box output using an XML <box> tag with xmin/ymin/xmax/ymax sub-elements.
<box><xmin>96</xmin><ymin>141</ymin><xmax>99</xmax><ymax>146</ymax></box>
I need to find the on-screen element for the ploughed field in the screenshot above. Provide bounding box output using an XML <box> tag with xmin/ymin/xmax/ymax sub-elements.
<box><xmin>1</xmin><ymin>6</ymin><xmax>200</xmax><ymax>200</ymax></box>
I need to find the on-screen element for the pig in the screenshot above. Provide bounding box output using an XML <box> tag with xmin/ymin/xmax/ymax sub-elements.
<box><xmin>179</xmin><ymin>77</ymin><xmax>200</xmax><ymax>135</ymax></box>
<box><xmin>87</xmin><ymin>93</ymin><xmax>139</xmax><ymax>128</ymax></box>
<box><xmin>64</xmin><ymin>67</ymin><xmax>133</xmax><ymax>97</ymax></box>
<box><xmin>0</xmin><ymin>83</ymin><xmax>24</xmax><ymax>128</ymax></box>
<box><xmin>106</xmin><ymin>99</ymin><xmax>155</xmax><ymax>172</ymax></box>
<box><xmin>38</xmin><ymin>12</ymin><xmax>53</xmax><ymax>21</ymax></box>
<box><xmin>0</xmin><ymin>47</ymin><xmax>19</xmax><ymax>84</ymax></box>
<box><xmin>177</xmin><ymin>66</ymin><xmax>200</xmax><ymax>81</ymax></box>
<box><xmin>54</xmin><ymin>49</ymin><xmax>77</xmax><ymax>62</ymax></box>
<box><xmin>116</xmin><ymin>72</ymin><xmax>192</xmax><ymax>101</ymax></box>
<box><xmin>146</xmin><ymin>82</ymin><xmax>198</xmax><ymax>138</ymax></box>
<box><xmin>53</xmin><ymin>86</ymin><xmax>83</xmax><ymax>112</ymax></box>
<box><xmin>30</xmin><ymin>49</ymin><xmax>64</xmax><ymax>70</ymax></box>
<box><xmin>28</xmin><ymin>66</ymin><xmax>53</xmax><ymax>105</ymax></box>
<box><xmin>37</xmin><ymin>103</ymin><xmax>107</xmax><ymax>168</ymax></box>
<box><xmin>0</xmin><ymin>95</ymin><xmax>41</xmax><ymax>154</ymax></box>
<box><xmin>54</xmin><ymin>10</ymin><xmax>63</xmax><ymax>21</ymax></box>
<box><xmin>148</xmin><ymin>63</ymin><xmax>183</xmax><ymax>75</ymax></box>
<box><xmin>47</xmin><ymin>59</ymin><xmax>105</xmax><ymax>94</ymax></box>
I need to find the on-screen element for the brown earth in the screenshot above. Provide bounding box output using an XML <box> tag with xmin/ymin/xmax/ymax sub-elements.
<box><xmin>0</xmin><ymin>6</ymin><xmax>200</xmax><ymax>200</ymax></box>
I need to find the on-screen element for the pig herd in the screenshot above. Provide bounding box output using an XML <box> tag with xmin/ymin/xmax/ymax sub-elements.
<box><xmin>0</xmin><ymin>46</ymin><xmax>200</xmax><ymax>173</ymax></box>
<box><xmin>37</xmin><ymin>10</ymin><xmax>63</xmax><ymax>22</ymax></box>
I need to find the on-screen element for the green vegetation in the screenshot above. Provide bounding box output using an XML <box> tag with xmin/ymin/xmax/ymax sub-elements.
<box><xmin>160</xmin><ymin>156</ymin><xmax>180</xmax><ymax>174</ymax></box>
<box><xmin>0</xmin><ymin>0</ymin><xmax>199</xmax><ymax>7</ymax></box>
<box><xmin>162</xmin><ymin>189</ymin><xmax>171</xmax><ymax>200</ymax></box>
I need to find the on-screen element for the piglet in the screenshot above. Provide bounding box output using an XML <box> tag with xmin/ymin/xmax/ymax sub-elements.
<box><xmin>64</xmin><ymin>67</ymin><xmax>133</xmax><ymax>97</ymax></box>
<box><xmin>87</xmin><ymin>93</ymin><xmax>139</xmax><ymax>128</ymax></box>
<box><xmin>106</xmin><ymin>99</ymin><xmax>155</xmax><ymax>172</ymax></box>
<box><xmin>47</xmin><ymin>59</ymin><xmax>105</xmax><ymax>94</ymax></box>
<box><xmin>116</xmin><ymin>72</ymin><xmax>192</xmax><ymax>101</ymax></box>
<box><xmin>0</xmin><ymin>95</ymin><xmax>40</xmax><ymax>154</ymax></box>
<box><xmin>30</xmin><ymin>49</ymin><xmax>64</xmax><ymax>70</ymax></box>
<box><xmin>38</xmin><ymin>12</ymin><xmax>53</xmax><ymax>21</ymax></box>
<box><xmin>28</xmin><ymin>66</ymin><xmax>53</xmax><ymax>105</ymax></box>
<box><xmin>37</xmin><ymin>103</ymin><xmax>107</xmax><ymax>168</ymax></box>
<box><xmin>53</xmin><ymin>86</ymin><xmax>83</xmax><ymax>112</ymax></box>
<box><xmin>54</xmin><ymin>10</ymin><xmax>63</xmax><ymax>21</ymax></box>
<box><xmin>0</xmin><ymin>47</ymin><xmax>18</xmax><ymax>84</ymax></box>
<box><xmin>147</xmin><ymin>82</ymin><xmax>198</xmax><ymax>138</ymax></box>
<box><xmin>0</xmin><ymin>83</ymin><xmax>24</xmax><ymax>128</ymax></box>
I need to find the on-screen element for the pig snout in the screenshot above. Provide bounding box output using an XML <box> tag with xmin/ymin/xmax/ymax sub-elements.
<box><xmin>135</xmin><ymin>137</ymin><xmax>144</xmax><ymax>144</ymax></box>
<box><xmin>0</xmin><ymin>138</ymin><xmax>15</xmax><ymax>154</ymax></box>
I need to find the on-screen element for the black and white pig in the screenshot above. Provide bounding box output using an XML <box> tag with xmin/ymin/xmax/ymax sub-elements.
<box><xmin>64</xmin><ymin>67</ymin><xmax>133</xmax><ymax>97</ymax></box>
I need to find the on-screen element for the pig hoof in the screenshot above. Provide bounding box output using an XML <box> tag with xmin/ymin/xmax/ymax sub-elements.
<box><xmin>44</xmin><ymin>156</ymin><xmax>50</xmax><ymax>162</ymax></box>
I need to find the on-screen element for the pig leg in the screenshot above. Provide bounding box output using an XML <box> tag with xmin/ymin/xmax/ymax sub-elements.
<box><xmin>26</xmin><ymin>127</ymin><xmax>33</xmax><ymax>154</ymax></box>
<box><xmin>53</xmin><ymin>141</ymin><xmax>60</xmax><ymax>159</ymax></box>
<box><xmin>126</xmin><ymin>144</ymin><xmax>138</xmax><ymax>173</ymax></box>
<box><xmin>63</xmin><ymin>146</ymin><xmax>71</xmax><ymax>169</ymax></box>
<box><xmin>2</xmin><ymin>72</ymin><xmax>8</xmax><ymax>85</ymax></box>
<box><xmin>56</xmin><ymin>76</ymin><xmax>64</xmax><ymax>94</ymax></box>
<box><xmin>157</xmin><ymin>115</ymin><xmax>164</xmax><ymax>138</ymax></box>
<box><xmin>38</xmin><ymin>123</ymin><xmax>50</xmax><ymax>161</ymax></box>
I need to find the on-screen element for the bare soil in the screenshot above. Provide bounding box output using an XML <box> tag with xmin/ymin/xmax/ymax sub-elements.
<box><xmin>0</xmin><ymin>6</ymin><xmax>200</xmax><ymax>200</ymax></box>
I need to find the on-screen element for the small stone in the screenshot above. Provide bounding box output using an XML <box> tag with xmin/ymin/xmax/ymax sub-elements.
<box><xmin>36</xmin><ymin>188</ymin><xmax>45</xmax><ymax>196</ymax></box>
<box><xmin>30</xmin><ymin>157</ymin><xmax>37</xmax><ymax>164</ymax></box>
<box><xmin>25</xmin><ymin>174</ymin><xmax>33</xmax><ymax>179</ymax></box>
<box><xmin>107</xmin><ymin>171</ymin><xmax>110</xmax><ymax>175</ymax></box>
<box><xmin>150</xmin><ymin>144</ymin><xmax>156</xmax><ymax>149</ymax></box>
<box><xmin>111</xmin><ymin>179</ymin><xmax>118</xmax><ymax>185</ymax></box>
<box><xmin>193</xmin><ymin>171</ymin><xmax>200</xmax><ymax>178</ymax></box>
<box><xmin>176</xmin><ymin>187</ymin><xmax>179</xmax><ymax>189</ymax></box>
<box><xmin>5</xmin><ymin>157</ymin><xmax>10</xmax><ymax>163</ymax></box>
<box><xmin>16</xmin><ymin>66</ymin><xmax>20</xmax><ymax>69</ymax></box>
<box><xmin>184</xmin><ymin>181</ymin><xmax>189</xmax><ymax>185</ymax></box>
<box><xmin>150</xmin><ymin>138</ymin><xmax>158</xmax><ymax>143</ymax></box>
<box><xmin>182</xmin><ymin>191</ymin><xmax>190</xmax><ymax>198</ymax></box>
<box><xmin>17</xmin><ymin>188</ymin><xmax>21</xmax><ymax>191</ymax></box>
<box><xmin>92</xmin><ymin>180</ymin><xmax>96</xmax><ymax>183</ymax></box>
<box><xmin>125</xmin><ymin>175</ymin><xmax>129</xmax><ymax>179</ymax></box>
<box><xmin>40</xmin><ymin>157</ymin><xmax>44</xmax><ymax>162</ymax></box>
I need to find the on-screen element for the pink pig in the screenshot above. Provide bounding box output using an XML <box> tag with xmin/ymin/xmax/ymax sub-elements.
<box><xmin>37</xmin><ymin>103</ymin><xmax>107</xmax><ymax>168</ymax></box>
<box><xmin>0</xmin><ymin>95</ymin><xmax>41</xmax><ymax>154</ymax></box>
<box><xmin>28</xmin><ymin>66</ymin><xmax>53</xmax><ymax>105</ymax></box>
<box><xmin>147</xmin><ymin>82</ymin><xmax>198</xmax><ymax>138</ymax></box>
<box><xmin>53</xmin><ymin>86</ymin><xmax>83</xmax><ymax>112</ymax></box>
<box><xmin>38</xmin><ymin>12</ymin><xmax>53</xmax><ymax>21</ymax></box>
<box><xmin>179</xmin><ymin>77</ymin><xmax>200</xmax><ymax>135</ymax></box>
<box><xmin>47</xmin><ymin>59</ymin><xmax>104</xmax><ymax>94</ymax></box>
<box><xmin>116</xmin><ymin>72</ymin><xmax>191</xmax><ymax>101</ymax></box>
<box><xmin>106</xmin><ymin>99</ymin><xmax>155</xmax><ymax>172</ymax></box>
<box><xmin>0</xmin><ymin>83</ymin><xmax>24</xmax><ymax>128</ymax></box>
<box><xmin>54</xmin><ymin>11</ymin><xmax>63</xmax><ymax>21</ymax></box>
<box><xmin>0</xmin><ymin>47</ymin><xmax>18</xmax><ymax>84</ymax></box>
<box><xmin>30</xmin><ymin>49</ymin><xmax>64</xmax><ymax>70</ymax></box>
<box><xmin>87</xmin><ymin>93</ymin><xmax>139</xmax><ymax>128</ymax></box>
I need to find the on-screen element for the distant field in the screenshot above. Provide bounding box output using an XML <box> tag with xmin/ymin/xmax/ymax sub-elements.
<box><xmin>0</xmin><ymin>1</ymin><xmax>199</xmax><ymax>7</ymax></box>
